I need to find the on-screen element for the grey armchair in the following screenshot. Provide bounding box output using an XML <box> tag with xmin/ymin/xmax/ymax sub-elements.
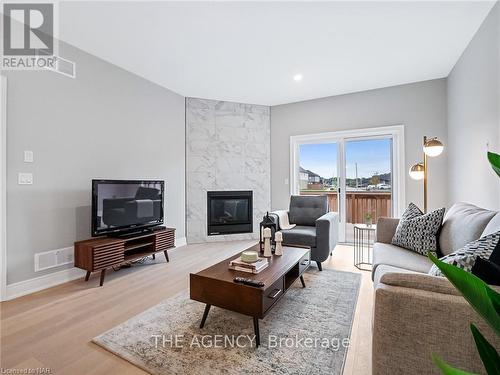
<box><xmin>278</xmin><ymin>195</ymin><xmax>339</xmax><ymax>270</ymax></box>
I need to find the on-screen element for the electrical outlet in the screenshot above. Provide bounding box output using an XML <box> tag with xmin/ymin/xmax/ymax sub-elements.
<box><xmin>18</xmin><ymin>172</ymin><xmax>33</xmax><ymax>185</ymax></box>
<box><xmin>24</xmin><ymin>150</ymin><xmax>34</xmax><ymax>163</ymax></box>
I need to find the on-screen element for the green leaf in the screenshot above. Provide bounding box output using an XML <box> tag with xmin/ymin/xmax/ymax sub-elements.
<box><xmin>432</xmin><ymin>353</ymin><xmax>477</xmax><ymax>375</ymax></box>
<box><xmin>487</xmin><ymin>152</ymin><xmax>500</xmax><ymax>178</ymax></box>
<box><xmin>429</xmin><ymin>254</ymin><xmax>500</xmax><ymax>336</ymax></box>
<box><xmin>470</xmin><ymin>324</ymin><xmax>500</xmax><ymax>375</ymax></box>
<box><xmin>487</xmin><ymin>287</ymin><xmax>500</xmax><ymax>316</ymax></box>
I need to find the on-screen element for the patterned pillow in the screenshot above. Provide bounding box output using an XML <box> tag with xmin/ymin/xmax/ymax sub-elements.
<box><xmin>391</xmin><ymin>203</ymin><xmax>445</xmax><ymax>256</ymax></box>
<box><xmin>428</xmin><ymin>231</ymin><xmax>500</xmax><ymax>276</ymax></box>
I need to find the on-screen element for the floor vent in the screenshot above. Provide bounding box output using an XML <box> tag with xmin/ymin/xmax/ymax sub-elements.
<box><xmin>34</xmin><ymin>246</ymin><xmax>74</xmax><ymax>272</ymax></box>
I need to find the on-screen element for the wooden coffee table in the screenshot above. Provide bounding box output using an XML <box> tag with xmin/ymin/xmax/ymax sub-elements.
<box><xmin>189</xmin><ymin>244</ymin><xmax>310</xmax><ymax>347</ymax></box>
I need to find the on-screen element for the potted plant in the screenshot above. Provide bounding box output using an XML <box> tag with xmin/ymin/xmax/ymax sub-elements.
<box><xmin>429</xmin><ymin>151</ymin><xmax>500</xmax><ymax>375</ymax></box>
<box><xmin>364</xmin><ymin>213</ymin><xmax>373</xmax><ymax>227</ymax></box>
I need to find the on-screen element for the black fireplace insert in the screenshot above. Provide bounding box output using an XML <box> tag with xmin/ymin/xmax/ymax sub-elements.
<box><xmin>207</xmin><ymin>191</ymin><xmax>253</xmax><ymax>235</ymax></box>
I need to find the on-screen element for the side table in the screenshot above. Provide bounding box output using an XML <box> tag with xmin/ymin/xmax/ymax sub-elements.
<box><xmin>354</xmin><ymin>224</ymin><xmax>376</xmax><ymax>271</ymax></box>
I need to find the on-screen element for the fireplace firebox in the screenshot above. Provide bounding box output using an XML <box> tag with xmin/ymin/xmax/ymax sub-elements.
<box><xmin>207</xmin><ymin>191</ymin><xmax>253</xmax><ymax>235</ymax></box>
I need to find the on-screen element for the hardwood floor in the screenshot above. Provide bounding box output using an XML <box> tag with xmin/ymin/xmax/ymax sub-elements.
<box><xmin>0</xmin><ymin>241</ymin><xmax>373</xmax><ymax>374</ymax></box>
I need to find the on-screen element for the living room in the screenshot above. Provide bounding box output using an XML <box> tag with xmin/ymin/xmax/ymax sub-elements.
<box><xmin>0</xmin><ymin>1</ymin><xmax>499</xmax><ymax>374</ymax></box>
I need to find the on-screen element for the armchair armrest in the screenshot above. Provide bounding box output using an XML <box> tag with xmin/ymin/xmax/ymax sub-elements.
<box><xmin>376</xmin><ymin>217</ymin><xmax>399</xmax><ymax>243</ymax></box>
<box><xmin>315</xmin><ymin>212</ymin><xmax>339</xmax><ymax>262</ymax></box>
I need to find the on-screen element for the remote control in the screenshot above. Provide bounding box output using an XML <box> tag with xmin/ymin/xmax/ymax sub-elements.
<box><xmin>233</xmin><ymin>277</ymin><xmax>265</xmax><ymax>288</ymax></box>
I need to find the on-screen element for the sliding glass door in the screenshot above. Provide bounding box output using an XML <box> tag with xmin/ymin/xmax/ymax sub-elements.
<box><xmin>344</xmin><ymin>138</ymin><xmax>392</xmax><ymax>243</ymax></box>
<box><xmin>291</xmin><ymin>126</ymin><xmax>404</xmax><ymax>244</ymax></box>
<box><xmin>298</xmin><ymin>142</ymin><xmax>343</xmax><ymax>239</ymax></box>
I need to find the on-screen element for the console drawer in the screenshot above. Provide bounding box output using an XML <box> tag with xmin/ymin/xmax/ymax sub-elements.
<box><xmin>263</xmin><ymin>277</ymin><xmax>284</xmax><ymax>313</ymax></box>
<box><xmin>299</xmin><ymin>252</ymin><xmax>310</xmax><ymax>274</ymax></box>
<box><xmin>92</xmin><ymin>244</ymin><xmax>124</xmax><ymax>271</ymax></box>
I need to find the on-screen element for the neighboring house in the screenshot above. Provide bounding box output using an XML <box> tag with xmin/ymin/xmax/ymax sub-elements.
<box><xmin>299</xmin><ymin>167</ymin><xmax>323</xmax><ymax>189</ymax></box>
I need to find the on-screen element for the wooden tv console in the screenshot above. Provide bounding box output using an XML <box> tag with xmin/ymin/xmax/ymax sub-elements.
<box><xmin>74</xmin><ymin>227</ymin><xmax>175</xmax><ymax>286</ymax></box>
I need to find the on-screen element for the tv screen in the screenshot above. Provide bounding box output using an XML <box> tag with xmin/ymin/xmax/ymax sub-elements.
<box><xmin>92</xmin><ymin>180</ymin><xmax>164</xmax><ymax>236</ymax></box>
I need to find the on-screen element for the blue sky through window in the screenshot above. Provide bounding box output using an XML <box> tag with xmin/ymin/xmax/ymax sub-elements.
<box><xmin>299</xmin><ymin>139</ymin><xmax>391</xmax><ymax>179</ymax></box>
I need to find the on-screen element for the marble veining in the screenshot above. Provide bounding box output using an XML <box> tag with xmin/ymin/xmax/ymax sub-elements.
<box><xmin>186</xmin><ymin>98</ymin><xmax>271</xmax><ymax>243</ymax></box>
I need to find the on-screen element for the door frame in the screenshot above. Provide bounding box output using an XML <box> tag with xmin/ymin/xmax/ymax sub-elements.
<box><xmin>290</xmin><ymin>125</ymin><xmax>405</xmax><ymax>242</ymax></box>
<box><xmin>0</xmin><ymin>75</ymin><xmax>6</xmax><ymax>301</ymax></box>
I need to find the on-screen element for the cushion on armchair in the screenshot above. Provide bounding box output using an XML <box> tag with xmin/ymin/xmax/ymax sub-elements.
<box><xmin>288</xmin><ymin>195</ymin><xmax>328</xmax><ymax>226</ymax></box>
<box><xmin>281</xmin><ymin>226</ymin><xmax>317</xmax><ymax>247</ymax></box>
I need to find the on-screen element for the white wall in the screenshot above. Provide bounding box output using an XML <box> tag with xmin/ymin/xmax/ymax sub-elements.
<box><xmin>3</xmin><ymin>42</ymin><xmax>186</xmax><ymax>285</ymax></box>
<box><xmin>271</xmin><ymin>79</ymin><xmax>448</xmax><ymax>212</ymax></box>
<box><xmin>447</xmin><ymin>3</ymin><xmax>500</xmax><ymax>210</ymax></box>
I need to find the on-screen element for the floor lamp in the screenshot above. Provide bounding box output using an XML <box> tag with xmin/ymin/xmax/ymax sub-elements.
<box><xmin>409</xmin><ymin>136</ymin><xmax>444</xmax><ymax>213</ymax></box>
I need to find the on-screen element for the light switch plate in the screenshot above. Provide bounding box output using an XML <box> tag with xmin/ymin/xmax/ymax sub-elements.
<box><xmin>18</xmin><ymin>172</ymin><xmax>33</xmax><ymax>185</ymax></box>
<box><xmin>24</xmin><ymin>150</ymin><xmax>34</xmax><ymax>163</ymax></box>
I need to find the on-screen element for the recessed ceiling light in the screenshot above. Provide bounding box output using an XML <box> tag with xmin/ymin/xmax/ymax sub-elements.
<box><xmin>293</xmin><ymin>74</ymin><xmax>303</xmax><ymax>82</ymax></box>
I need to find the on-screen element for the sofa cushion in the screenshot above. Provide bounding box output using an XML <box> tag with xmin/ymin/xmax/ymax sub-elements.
<box><xmin>429</xmin><ymin>231</ymin><xmax>500</xmax><ymax>276</ymax></box>
<box><xmin>439</xmin><ymin>202</ymin><xmax>496</xmax><ymax>256</ymax></box>
<box><xmin>288</xmin><ymin>195</ymin><xmax>328</xmax><ymax>226</ymax></box>
<box><xmin>471</xmin><ymin>257</ymin><xmax>500</xmax><ymax>286</ymax></box>
<box><xmin>281</xmin><ymin>225</ymin><xmax>316</xmax><ymax>248</ymax></box>
<box><xmin>391</xmin><ymin>203</ymin><xmax>445</xmax><ymax>256</ymax></box>
<box><xmin>372</xmin><ymin>242</ymin><xmax>434</xmax><ymax>279</ymax></box>
<box><xmin>481</xmin><ymin>212</ymin><xmax>500</xmax><ymax>237</ymax></box>
<box><xmin>373</xmin><ymin>264</ymin><xmax>420</xmax><ymax>288</ymax></box>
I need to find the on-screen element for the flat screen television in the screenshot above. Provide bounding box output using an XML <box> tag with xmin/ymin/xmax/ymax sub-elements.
<box><xmin>92</xmin><ymin>179</ymin><xmax>164</xmax><ymax>236</ymax></box>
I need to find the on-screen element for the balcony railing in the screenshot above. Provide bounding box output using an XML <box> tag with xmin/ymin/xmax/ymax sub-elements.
<box><xmin>299</xmin><ymin>190</ymin><xmax>392</xmax><ymax>224</ymax></box>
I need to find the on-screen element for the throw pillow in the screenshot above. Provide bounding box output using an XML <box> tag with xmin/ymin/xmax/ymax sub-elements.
<box><xmin>428</xmin><ymin>231</ymin><xmax>500</xmax><ymax>276</ymax></box>
<box><xmin>489</xmin><ymin>237</ymin><xmax>500</xmax><ymax>265</ymax></box>
<box><xmin>471</xmin><ymin>257</ymin><xmax>500</xmax><ymax>286</ymax></box>
<box><xmin>391</xmin><ymin>203</ymin><xmax>445</xmax><ymax>256</ymax></box>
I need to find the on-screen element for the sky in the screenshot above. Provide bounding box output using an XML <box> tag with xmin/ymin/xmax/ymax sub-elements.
<box><xmin>299</xmin><ymin>139</ymin><xmax>392</xmax><ymax>179</ymax></box>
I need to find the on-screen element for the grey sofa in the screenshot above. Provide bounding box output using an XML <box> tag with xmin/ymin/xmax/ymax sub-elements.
<box><xmin>372</xmin><ymin>202</ymin><xmax>500</xmax><ymax>374</ymax></box>
<box><xmin>277</xmin><ymin>195</ymin><xmax>339</xmax><ymax>270</ymax></box>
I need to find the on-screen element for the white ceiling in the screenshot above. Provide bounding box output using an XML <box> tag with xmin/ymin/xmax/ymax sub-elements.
<box><xmin>59</xmin><ymin>1</ymin><xmax>496</xmax><ymax>106</ymax></box>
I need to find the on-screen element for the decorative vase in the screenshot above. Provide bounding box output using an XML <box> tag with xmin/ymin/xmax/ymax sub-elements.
<box><xmin>274</xmin><ymin>231</ymin><xmax>283</xmax><ymax>256</ymax></box>
<box><xmin>263</xmin><ymin>228</ymin><xmax>272</xmax><ymax>257</ymax></box>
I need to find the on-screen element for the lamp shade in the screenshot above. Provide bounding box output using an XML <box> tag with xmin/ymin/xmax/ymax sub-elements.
<box><xmin>409</xmin><ymin>162</ymin><xmax>425</xmax><ymax>180</ymax></box>
<box><xmin>423</xmin><ymin>138</ymin><xmax>444</xmax><ymax>157</ymax></box>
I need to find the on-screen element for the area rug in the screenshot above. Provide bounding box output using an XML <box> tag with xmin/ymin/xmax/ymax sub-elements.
<box><xmin>93</xmin><ymin>269</ymin><xmax>361</xmax><ymax>375</ymax></box>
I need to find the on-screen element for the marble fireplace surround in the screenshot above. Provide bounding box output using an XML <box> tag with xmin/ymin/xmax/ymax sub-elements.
<box><xmin>186</xmin><ymin>98</ymin><xmax>271</xmax><ymax>243</ymax></box>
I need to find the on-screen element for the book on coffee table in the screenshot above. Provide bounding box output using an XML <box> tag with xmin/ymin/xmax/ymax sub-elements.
<box><xmin>229</xmin><ymin>257</ymin><xmax>268</xmax><ymax>274</ymax></box>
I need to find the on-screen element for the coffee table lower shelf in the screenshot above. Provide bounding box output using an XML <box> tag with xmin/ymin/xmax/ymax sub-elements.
<box><xmin>189</xmin><ymin>245</ymin><xmax>310</xmax><ymax>347</ymax></box>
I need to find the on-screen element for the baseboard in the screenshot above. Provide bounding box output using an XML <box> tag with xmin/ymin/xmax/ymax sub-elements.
<box><xmin>3</xmin><ymin>237</ymin><xmax>187</xmax><ymax>301</ymax></box>
<box><xmin>5</xmin><ymin>267</ymin><xmax>86</xmax><ymax>301</ymax></box>
<box><xmin>175</xmin><ymin>236</ymin><xmax>187</xmax><ymax>247</ymax></box>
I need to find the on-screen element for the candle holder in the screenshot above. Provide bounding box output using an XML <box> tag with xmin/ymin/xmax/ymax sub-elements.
<box><xmin>259</xmin><ymin>212</ymin><xmax>277</xmax><ymax>253</ymax></box>
<box><xmin>274</xmin><ymin>231</ymin><xmax>283</xmax><ymax>256</ymax></box>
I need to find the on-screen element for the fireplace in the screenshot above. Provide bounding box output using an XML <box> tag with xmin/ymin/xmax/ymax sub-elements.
<box><xmin>207</xmin><ymin>191</ymin><xmax>253</xmax><ymax>235</ymax></box>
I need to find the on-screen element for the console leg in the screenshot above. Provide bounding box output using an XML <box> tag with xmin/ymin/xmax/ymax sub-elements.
<box><xmin>316</xmin><ymin>261</ymin><xmax>323</xmax><ymax>271</ymax></box>
<box><xmin>253</xmin><ymin>317</ymin><xmax>260</xmax><ymax>347</ymax></box>
<box><xmin>164</xmin><ymin>250</ymin><xmax>169</xmax><ymax>263</ymax></box>
<box><xmin>300</xmin><ymin>275</ymin><xmax>306</xmax><ymax>288</ymax></box>
<box><xmin>85</xmin><ymin>271</ymin><xmax>91</xmax><ymax>282</ymax></box>
<box><xmin>200</xmin><ymin>304</ymin><xmax>211</xmax><ymax>328</ymax></box>
<box><xmin>99</xmin><ymin>269</ymin><xmax>106</xmax><ymax>286</ymax></box>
